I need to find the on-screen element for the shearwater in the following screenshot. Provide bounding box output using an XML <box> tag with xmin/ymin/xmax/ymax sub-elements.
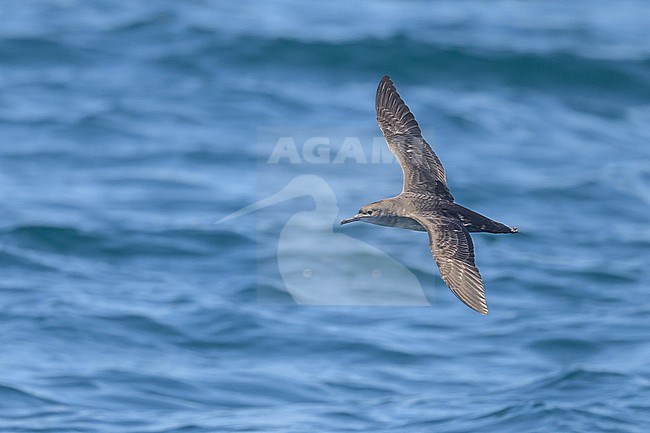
<box><xmin>341</xmin><ymin>76</ymin><xmax>517</xmax><ymax>315</ymax></box>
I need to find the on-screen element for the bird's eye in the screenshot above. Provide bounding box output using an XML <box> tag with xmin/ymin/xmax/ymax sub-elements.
<box><xmin>367</xmin><ymin>210</ymin><xmax>373</xmax><ymax>215</ymax></box>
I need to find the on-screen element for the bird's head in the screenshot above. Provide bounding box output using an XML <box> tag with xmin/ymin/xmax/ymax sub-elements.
<box><xmin>340</xmin><ymin>203</ymin><xmax>385</xmax><ymax>225</ymax></box>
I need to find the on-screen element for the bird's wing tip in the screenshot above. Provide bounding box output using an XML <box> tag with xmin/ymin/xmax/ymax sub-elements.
<box><xmin>470</xmin><ymin>301</ymin><xmax>488</xmax><ymax>315</ymax></box>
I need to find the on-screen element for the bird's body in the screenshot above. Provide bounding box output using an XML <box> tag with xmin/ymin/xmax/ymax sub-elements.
<box><xmin>341</xmin><ymin>76</ymin><xmax>517</xmax><ymax>315</ymax></box>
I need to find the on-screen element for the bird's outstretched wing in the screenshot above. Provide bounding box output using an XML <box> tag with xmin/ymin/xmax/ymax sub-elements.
<box><xmin>375</xmin><ymin>76</ymin><xmax>453</xmax><ymax>200</ymax></box>
<box><xmin>411</xmin><ymin>214</ymin><xmax>488</xmax><ymax>314</ymax></box>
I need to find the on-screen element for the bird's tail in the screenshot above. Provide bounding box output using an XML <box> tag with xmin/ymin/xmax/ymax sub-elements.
<box><xmin>451</xmin><ymin>204</ymin><xmax>517</xmax><ymax>234</ymax></box>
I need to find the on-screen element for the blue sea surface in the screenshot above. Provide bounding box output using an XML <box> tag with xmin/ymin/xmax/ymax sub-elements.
<box><xmin>1</xmin><ymin>1</ymin><xmax>649</xmax><ymax>432</ymax></box>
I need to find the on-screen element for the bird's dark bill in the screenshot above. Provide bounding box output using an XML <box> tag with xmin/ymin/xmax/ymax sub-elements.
<box><xmin>340</xmin><ymin>216</ymin><xmax>360</xmax><ymax>225</ymax></box>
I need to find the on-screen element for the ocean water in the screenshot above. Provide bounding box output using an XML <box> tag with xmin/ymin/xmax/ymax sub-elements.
<box><xmin>1</xmin><ymin>1</ymin><xmax>649</xmax><ymax>431</ymax></box>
